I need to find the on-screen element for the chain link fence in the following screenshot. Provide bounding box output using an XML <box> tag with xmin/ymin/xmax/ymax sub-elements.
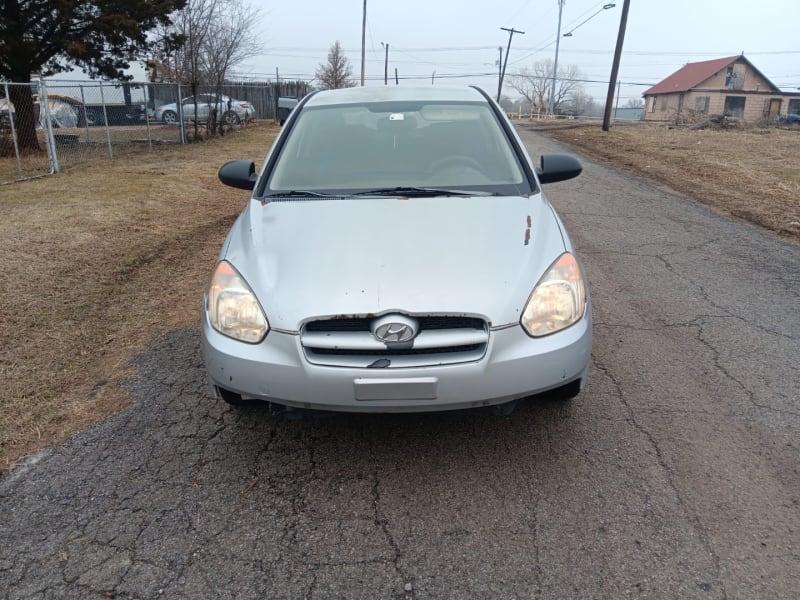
<box><xmin>1</xmin><ymin>78</ymin><xmax>309</xmax><ymax>184</ymax></box>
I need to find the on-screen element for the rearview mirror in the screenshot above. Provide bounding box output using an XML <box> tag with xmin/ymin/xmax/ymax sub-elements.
<box><xmin>218</xmin><ymin>160</ymin><xmax>257</xmax><ymax>190</ymax></box>
<box><xmin>536</xmin><ymin>154</ymin><xmax>582</xmax><ymax>184</ymax></box>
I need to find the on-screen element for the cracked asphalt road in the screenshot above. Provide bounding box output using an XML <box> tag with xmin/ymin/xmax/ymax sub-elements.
<box><xmin>2</xmin><ymin>129</ymin><xmax>799</xmax><ymax>599</ymax></box>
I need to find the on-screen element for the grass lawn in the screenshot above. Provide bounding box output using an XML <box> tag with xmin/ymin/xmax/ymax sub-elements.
<box><xmin>0</xmin><ymin>121</ymin><xmax>278</xmax><ymax>472</ymax></box>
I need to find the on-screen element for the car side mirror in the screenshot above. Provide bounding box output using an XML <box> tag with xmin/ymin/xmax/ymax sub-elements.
<box><xmin>218</xmin><ymin>160</ymin><xmax>257</xmax><ymax>190</ymax></box>
<box><xmin>536</xmin><ymin>153</ymin><xmax>582</xmax><ymax>184</ymax></box>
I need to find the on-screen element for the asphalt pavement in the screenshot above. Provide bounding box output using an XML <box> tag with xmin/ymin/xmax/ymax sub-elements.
<box><xmin>1</xmin><ymin>127</ymin><xmax>798</xmax><ymax>599</ymax></box>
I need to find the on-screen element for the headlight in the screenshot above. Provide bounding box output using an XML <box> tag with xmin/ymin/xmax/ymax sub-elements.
<box><xmin>521</xmin><ymin>253</ymin><xmax>586</xmax><ymax>337</ymax></box>
<box><xmin>207</xmin><ymin>261</ymin><xmax>268</xmax><ymax>343</ymax></box>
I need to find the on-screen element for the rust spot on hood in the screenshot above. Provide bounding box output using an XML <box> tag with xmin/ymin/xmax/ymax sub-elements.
<box><xmin>524</xmin><ymin>215</ymin><xmax>532</xmax><ymax>245</ymax></box>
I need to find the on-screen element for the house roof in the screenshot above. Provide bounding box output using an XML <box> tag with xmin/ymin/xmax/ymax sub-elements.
<box><xmin>643</xmin><ymin>56</ymin><xmax>740</xmax><ymax>96</ymax></box>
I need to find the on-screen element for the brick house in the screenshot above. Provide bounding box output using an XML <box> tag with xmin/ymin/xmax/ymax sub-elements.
<box><xmin>642</xmin><ymin>54</ymin><xmax>800</xmax><ymax>123</ymax></box>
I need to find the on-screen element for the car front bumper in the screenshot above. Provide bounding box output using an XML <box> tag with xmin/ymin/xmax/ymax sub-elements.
<box><xmin>201</xmin><ymin>307</ymin><xmax>592</xmax><ymax>413</ymax></box>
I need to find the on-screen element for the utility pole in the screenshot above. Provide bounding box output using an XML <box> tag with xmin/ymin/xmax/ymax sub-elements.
<box><xmin>498</xmin><ymin>27</ymin><xmax>524</xmax><ymax>102</ymax></box>
<box><xmin>381</xmin><ymin>42</ymin><xmax>389</xmax><ymax>85</ymax></box>
<box><xmin>548</xmin><ymin>0</ymin><xmax>565</xmax><ymax>116</ymax></box>
<box><xmin>602</xmin><ymin>0</ymin><xmax>630</xmax><ymax>131</ymax></box>
<box><xmin>360</xmin><ymin>0</ymin><xmax>367</xmax><ymax>86</ymax></box>
<box><xmin>496</xmin><ymin>46</ymin><xmax>503</xmax><ymax>102</ymax></box>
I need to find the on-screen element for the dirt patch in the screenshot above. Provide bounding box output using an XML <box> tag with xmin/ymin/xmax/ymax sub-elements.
<box><xmin>0</xmin><ymin>122</ymin><xmax>278</xmax><ymax>472</ymax></box>
<box><xmin>535</xmin><ymin>121</ymin><xmax>800</xmax><ymax>242</ymax></box>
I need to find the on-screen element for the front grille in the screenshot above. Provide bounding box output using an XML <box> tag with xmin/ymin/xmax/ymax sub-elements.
<box><xmin>301</xmin><ymin>314</ymin><xmax>489</xmax><ymax>368</ymax></box>
<box><xmin>304</xmin><ymin>316</ymin><xmax>485</xmax><ymax>333</ymax></box>
<box><xmin>311</xmin><ymin>343</ymin><xmax>484</xmax><ymax>357</ymax></box>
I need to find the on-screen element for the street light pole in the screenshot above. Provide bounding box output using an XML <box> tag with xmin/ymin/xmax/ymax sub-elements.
<box><xmin>548</xmin><ymin>0</ymin><xmax>565</xmax><ymax>116</ymax></box>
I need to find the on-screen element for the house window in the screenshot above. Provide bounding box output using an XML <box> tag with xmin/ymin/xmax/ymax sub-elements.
<box><xmin>660</xmin><ymin>96</ymin><xmax>668</xmax><ymax>111</ymax></box>
<box><xmin>725</xmin><ymin>64</ymin><xmax>745</xmax><ymax>90</ymax></box>
<box><xmin>649</xmin><ymin>97</ymin><xmax>656</xmax><ymax>113</ymax></box>
<box><xmin>724</xmin><ymin>96</ymin><xmax>745</xmax><ymax>118</ymax></box>
<box><xmin>694</xmin><ymin>96</ymin><xmax>710</xmax><ymax>113</ymax></box>
<box><xmin>789</xmin><ymin>99</ymin><xmax>800</xmax><ymax>116</ymax></box>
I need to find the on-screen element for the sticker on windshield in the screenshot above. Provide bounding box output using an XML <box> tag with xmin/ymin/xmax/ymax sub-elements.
<box><xmin>389</xmin><ymin>113</ymin><xmax>405</xmax><ymax>121</ymax></box>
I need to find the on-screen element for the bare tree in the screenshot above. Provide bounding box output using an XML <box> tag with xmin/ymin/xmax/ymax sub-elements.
<box><xmin>625</xmin><ymin>97</ymin><xmax>644</xmax><ymax>109</ymax></box>
<box><xmin>148</xmin><ymin>0</ymin><xmax>263</xmax><ymax>137</ymax></box>
<box><xmin>315</xmin><ymin>41</ymin><xmax>355</xmax><ymax>90</ymax></box>
<box><xmin>507</xmin><ymin>62</ymin><xmax>550</xmax><ymax>116</ymax></box>
<box><xmin>201</xmin><ymin>0</ymin><xmax>262</xmax><ymax>133</ymax></box>
<box><xmin>564</xmin><ymin>89</ymin><xmax>597</xmax><ymax>117</ymax></box>
<box><xmin>507</xmin><ymin>59</ymin><xmax>585</xmax><ymax>115</ymax></box>
<box><xmin>161</xmin><ymin>0</ymin><xmax>219</xmax><ymax>139</ymax></box>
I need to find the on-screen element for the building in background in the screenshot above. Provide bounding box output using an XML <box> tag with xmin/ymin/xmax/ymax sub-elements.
<box><xmin>642</xmin><ymin>54</ymin><xmax>800</xmax><ymax>123</ymax></box>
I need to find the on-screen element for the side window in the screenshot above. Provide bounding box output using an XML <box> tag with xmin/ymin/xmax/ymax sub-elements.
<box><xmin>694</xmin><ymin>96</ymin><xmax>710</xmax><ymax>113</ymax></box>
<box><xmin>724</xmin><ymin>96</ymin><xmax>745</xmax><ymax>118</ymax></box>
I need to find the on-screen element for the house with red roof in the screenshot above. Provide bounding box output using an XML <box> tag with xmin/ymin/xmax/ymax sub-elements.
<box><xmin>642</xmin><ymin>54</ymin><xmax>800</xmax><ymax>123</ymax></box>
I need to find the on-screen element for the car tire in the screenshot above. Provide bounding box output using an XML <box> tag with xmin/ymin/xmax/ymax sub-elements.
<box><xmin>222</xmin><ymin>110</ymin><xmax>241</xmax><ymax>125</ymax></box>
<box><xmin>162</xmin><ymin>110</ymin><xmax>178</xmax><ymax>125</ymax></box>
<box><xmin>85</xmin><ymin>108</ymin><xmax>105</xmax><ymax>126</ymax></box>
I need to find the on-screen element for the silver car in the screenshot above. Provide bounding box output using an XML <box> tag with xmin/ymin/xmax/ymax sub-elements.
<box><xmin>154</xmin><ymin>94</ymin><xmax>255</xmax><ymax>125</ymax></box>
<box><xmin>202</xmin><ymin>86</ymin><xmax>591</xmax><ymax>413</ymax></box>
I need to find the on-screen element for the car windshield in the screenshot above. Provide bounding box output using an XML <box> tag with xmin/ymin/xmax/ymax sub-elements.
<box><xmin>263</xmin><ymin>100</ymin><xmax>532</xmax><ymax>197</ymax></box>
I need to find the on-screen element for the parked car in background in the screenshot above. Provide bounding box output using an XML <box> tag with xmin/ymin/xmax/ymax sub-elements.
<box><xmin>0</xmin><ymin>95</ymin><xmax>78</xmax><ymax>129</ymax></box>
<box><xmin>777</xmin><ymin>113</ymin><xmax>800</xmax><ymax>125</ymax></box>
<box><xmin>277</xmin><ymin>97</ymin><xmax>299</xmax><ymax>125</ymax></box>
<box><xmin>154</xmin><ymin>94</ymin><xmax>255</xmax><ymax>125</ymax></box>
<box><xmin>203</xmin><ymin>85</ymin><xmax>591</xmax><ymax>415</ymax></box>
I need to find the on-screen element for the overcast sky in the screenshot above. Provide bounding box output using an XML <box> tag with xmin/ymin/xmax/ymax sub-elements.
<box><xmin>233</xmin><ymin>0</ymin><xmax>799</xmax><ymax>105</ymax></box>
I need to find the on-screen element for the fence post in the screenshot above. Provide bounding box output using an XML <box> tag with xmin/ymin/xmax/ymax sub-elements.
<box><xmin>3</xmin><ymin>81</ymin><xmax>24</xmax><ymax>177</ymax></box>
<box><xmin>99</xmin><ymin>82</ymin><xmax>113</xmax><ymax>158</ymax></box>
<box><xmin>177</xmin><ymin>83</ymin><xmax>186</xmax><ymax>144</ymax></box>
<box><xmin>78</xmin><ymin>84</ymin><xmax>91</xmax><ymax>141</ymax></box>
<box><xmin>38</xmin><ymin>78</ymin><xmax>60</xmax><ymax>174</ymax></box>
<box><xmin>143</xmin><ymin>84</ymin><xmax>153</xmax><ymax>150</ymax></box>
<box><xmin>274</xmin><ymin>82</ymin><xmax>279</xmax><ymax>122</ymax></box>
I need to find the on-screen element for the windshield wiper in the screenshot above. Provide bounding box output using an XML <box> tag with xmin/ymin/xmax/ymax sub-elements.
<box><xmin>350</xmin><ymin>186</ymin><xmax>494</xmax><ymax>197</ymax></box>
<box><xmin>263</xmin><ymin>190</ymin><xmax>339</xmax><ymax>199</ymax></box>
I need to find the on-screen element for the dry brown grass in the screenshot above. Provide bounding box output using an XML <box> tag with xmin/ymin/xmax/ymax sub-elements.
<box><xmin>0</xmin><ymin>122</ymin><xmax>278</xmax><ymax>472</ymax></box>
<box><xmin>539</xmin><ymin>121</ymin><xmax>800</xmax><ymax>242</ymax></box>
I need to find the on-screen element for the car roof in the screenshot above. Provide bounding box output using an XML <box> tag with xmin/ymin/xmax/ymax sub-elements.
<box><xmin>303</xmin><ymin>85</ymin><xmax>490</xmax><ymax>107</ymax></box>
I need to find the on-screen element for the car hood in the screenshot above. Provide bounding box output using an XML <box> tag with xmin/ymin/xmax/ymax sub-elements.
<box><xmin>222</xmin><ymin>194</ymin><xmax>567</xmax><ymax>330</ymax></box>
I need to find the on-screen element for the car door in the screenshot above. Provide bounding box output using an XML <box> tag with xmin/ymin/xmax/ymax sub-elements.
<box><xmin>181</xmin><ymin>96</ymin><xmax>198</xmax><ymax>121</ymax></box>
<box><xmin>195</xmin><ymin>95</ymin><xmax>216</xmax><ymax>121</ymax></box>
